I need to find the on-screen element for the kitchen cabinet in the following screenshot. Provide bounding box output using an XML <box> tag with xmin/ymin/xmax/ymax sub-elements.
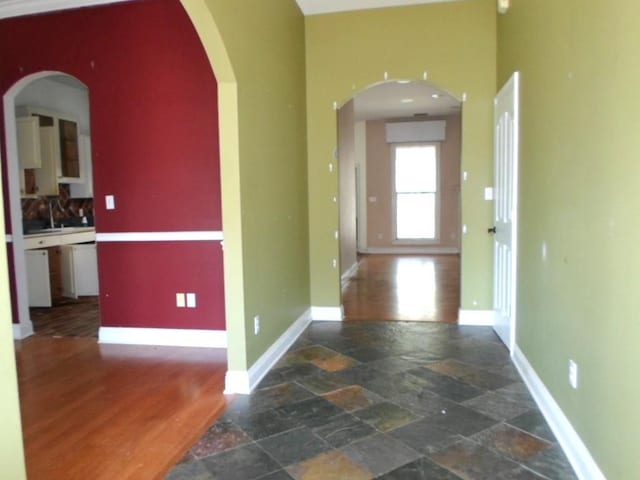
<box><xmin>69</xmin><ymin>135</ymin><xmax>93</xmax><ymax>198</ymax></box>
<box><xmin>17</xmin><ymin>117</ymin><xmax>41</xmax><ymax>169</ymax></box>
<box><xmin>25</xmin><ymin>249</ymin><xmax>52</xmax><ymax>307</ymax></box>
<box><xmin>16</xmin><ymin>106</ymin><xmax>83</xmax><ymax>185</ymax></box>
<box><xmin>32</xmin><ymin>126</ymin><xmax>59</xmax><ymax>196</ymax></box>
<box><xmin>60</xmin><ymin>243</ymin><xmax>99</xmax><ymax>297</ymax></box>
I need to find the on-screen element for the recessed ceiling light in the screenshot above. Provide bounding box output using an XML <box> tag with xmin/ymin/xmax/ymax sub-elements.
<box><xmin>431</xmin><ymin>93</ymin><xmax>441</xmax><ymax>99</ymax></box>
<box><xmin>401</xmin><ymin>98</ymin><xmax>414</xmax><ymax>103</ymax></box>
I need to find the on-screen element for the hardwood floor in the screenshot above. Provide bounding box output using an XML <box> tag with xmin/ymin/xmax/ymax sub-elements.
<box><xmin>15</xmin><ymin>336</ymin><xmax>229</xmax><ymax>480</ymax></box>
<box><xmin>30</xmin><ymin>296</ymin><xmax>99</xmax><ymax>338</ymax></box>
<box><xmin>342</xmin><ymin>254</ymin><xmax>460</xmax><ymax>323</ymax></box>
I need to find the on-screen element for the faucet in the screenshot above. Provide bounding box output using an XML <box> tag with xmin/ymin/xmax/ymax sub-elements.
<box><xmin>48</xmin><ymin>202</ymin><xmax>55</xmax><ymax>229</ymax></box>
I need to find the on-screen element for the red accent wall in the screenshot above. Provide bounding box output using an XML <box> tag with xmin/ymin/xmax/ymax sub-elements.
<box><xmin>1</xmin><ymin>0</ymin><xmax>225</xmax><ymax>330</ymax></box>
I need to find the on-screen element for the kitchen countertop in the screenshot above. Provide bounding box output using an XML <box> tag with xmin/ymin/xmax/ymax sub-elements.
<box><xmin>24</xmin><ymin>227</ymin><xmax>96</xmax><ymax>250</ymax></box>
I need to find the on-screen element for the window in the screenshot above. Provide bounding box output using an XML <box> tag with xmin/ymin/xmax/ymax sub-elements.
<box><xmin>393</xmin><ymin>144</ymin><xmax>439</xmax><ymax>240</ymax></box>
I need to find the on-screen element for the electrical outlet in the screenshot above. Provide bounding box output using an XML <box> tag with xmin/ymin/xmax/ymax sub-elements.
<box><xmin>254</xmin><ymin>315</ymin><xmax>260</xmax><ymax>336</ymax></box>
<box><xmin>569</xmin><ymin>359</ymin><xmax>578</xmax><ymax>389</ymax></box>
<box><xmin>186</xmin><ymin>293</ymin><xmax>196</xmax><ymax>308</ymax></box>
<box><xmin>176</xmin><ymin>293</ymin><xmax>185</xmax><ymax>308</ymax></box>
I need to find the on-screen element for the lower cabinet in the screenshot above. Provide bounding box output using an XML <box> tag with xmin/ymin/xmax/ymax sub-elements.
<box><xmin>60</xmin><ymin>243</ymin><xmax>99</xmax><ymax>298</ymax></box>
<box><xmin>25</xmin><ymin>249</ymin><xmax>52</xmax><ymax>307</ymax></box>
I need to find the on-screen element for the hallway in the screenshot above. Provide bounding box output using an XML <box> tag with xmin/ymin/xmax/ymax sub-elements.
<box><xmin>343</xmin><ymin>255</ymin><xmax>460</xmax><ymax>323</ymax></box>
<box><xmin>168</xmin><ymin>256</ymin><xmax>576</xmax><ymax>479</ymax></box>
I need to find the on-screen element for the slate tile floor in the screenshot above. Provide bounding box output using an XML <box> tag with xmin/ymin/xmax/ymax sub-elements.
<box><xmin>166</xmin><ymin>321</ymin><xmax>577</xmax><ymax>480</ymax></box>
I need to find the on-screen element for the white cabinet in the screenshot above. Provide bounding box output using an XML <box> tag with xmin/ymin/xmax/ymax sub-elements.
<box><xmin>17</xmin><ymin>117</ymin><xmax>41</xmax><ymax>169</ymax></box>
<box><xmin>25</xmin><ymin>249</ymin><xmax>52</xmax><ymax>307</ymax></box>
<box><xmin>60</xmin><ymin>243</ymin><xmax>99</xmax><ymax>298</ymax></box>
<box><xmin>70</xmin><ymin>135</ymin><xmax>93</xmax><ymax>198</ymax></box>
<box><xmin>34</xmin><ymin>126</ymin><xmax>59</xmax><ymax>196</ymax></box>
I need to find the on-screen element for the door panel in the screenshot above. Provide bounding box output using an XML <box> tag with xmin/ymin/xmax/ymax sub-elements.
<box><xmin>493</xmin><ymin>72</ymin><xmax>520</xmax><ymax>351</ymax></box>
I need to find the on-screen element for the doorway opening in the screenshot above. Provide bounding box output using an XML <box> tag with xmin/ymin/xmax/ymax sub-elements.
<box><xmin>5</xmin><ymin>72</ymin><xmax>100</xmax><ymax>339</ymax></box>
<box><xmin>337</xmin><ymin>80</ymin><xmax>462</xmax><ymax>322</ymax></box>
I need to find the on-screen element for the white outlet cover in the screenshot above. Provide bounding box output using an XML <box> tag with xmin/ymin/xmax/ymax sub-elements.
<box><xmin>569</xmin><ymin>359</ymin><xmax>579</xmax><ymax>389</ymax></box>
<box><xmin>105</xmin><ymin>194</ymin><xmax>115</xmax><ymax>210</ymax></box>
<box><xmin>186</xmin><ymin>293</ymin><xmax>196</xmax><ymax>308</ymax></box>
<box><xmin>254</xmin><ymin>315</ymin><xmax>260</xmax><ymax>335</ymax></box>
<box><xmin>176</xmin><ymin>293</ymin><xmax>185</xmax><ymax>308</ymax></box>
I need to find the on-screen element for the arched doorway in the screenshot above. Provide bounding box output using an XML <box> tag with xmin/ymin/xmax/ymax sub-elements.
<box><xmin>337</xmin><ymin>80</ymin><xmax>463</xmax><ymax>323</ymax></box>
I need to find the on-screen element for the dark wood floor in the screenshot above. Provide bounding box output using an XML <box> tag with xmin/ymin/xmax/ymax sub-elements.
<box><xmin>343</xmin><ymin>254</ymin><xmax>460</xmax><ymax>323</ymax></box>
<box><xmin>15</xmin><ymin>336</ymin><xmax>229</xmax><ymax>480</ymax></box>
<box><xmin>30</xmin><ymin>296</ymin><xmax>100</xmax><ymax>337</ymax></box>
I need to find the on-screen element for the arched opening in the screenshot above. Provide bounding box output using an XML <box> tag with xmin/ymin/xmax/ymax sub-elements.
<box><xmin>337</xmin><ymin>79</ymin><xmax>462</xmax><ymax>323</ymax></box>
<box><xmin>5</xmin><ymin>71</ymin><xmax>98</xmax><ymax>339</ymax></box>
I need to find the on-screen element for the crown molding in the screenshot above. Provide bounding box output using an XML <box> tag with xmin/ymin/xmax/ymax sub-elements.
<box><xmin>0</xmin><ymin>0</ymin><xmax>130</xmax><ymax>20</ymax></box>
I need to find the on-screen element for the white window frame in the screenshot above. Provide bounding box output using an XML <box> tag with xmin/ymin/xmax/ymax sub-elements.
<box><xmin>391</xmin><ymin>142</ymin><xmax>441</xmax><ymax>244</ymax></box>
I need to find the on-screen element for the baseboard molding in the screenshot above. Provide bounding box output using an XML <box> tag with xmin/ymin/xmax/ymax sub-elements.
<box><xmin>310</xmin><ymin>306</ymin><xmax>344</xmax><ymax>322</ymax></box>
<box><xmin>341</xmin><ymin>261</ymin><xmax>359</xmax><ymax>288</ymax></box>
<box><xmin>225</xmin><ymin>308</ymin><xmax>312</xmax><ymax>394</ymax></box>
<box><xmin>513</xmin><ymin>346</ymin><xmax>606</xmax><ymax>480</ymax></box>
<box><xmin>98</xmin><ymin>327</ymin><xmax>227</xmax><ymax>348</ymax></box>
<box><xmin>359</xmin><ymin>247</ymin><xmax>460</xmax><ymax>255</ymax></box>
<box><xmin>458</xmin><ymin>309</ymin><xmax>495</xmax><ymax>326</ymax></box>
<box><xmin>12</xmin><ymin>323</ymin><xmax>33</xmax><ymax>340</ymax></box>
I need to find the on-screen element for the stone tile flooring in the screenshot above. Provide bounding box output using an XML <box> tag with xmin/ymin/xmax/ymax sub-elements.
<box><xmin>166</xmin><ymin>321</ymin><xmax>578</xmax><ymax>480</ymax></box>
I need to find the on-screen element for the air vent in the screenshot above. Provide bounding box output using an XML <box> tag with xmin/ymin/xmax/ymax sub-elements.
<box><xmin>413</xmin><ymin>112</ymin><xmax>429</xmax><ymax>117</ymax></box>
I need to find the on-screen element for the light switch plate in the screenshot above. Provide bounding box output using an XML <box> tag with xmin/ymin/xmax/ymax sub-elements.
<box><xmin>176</xmin><ymin>293</ymin><xmax>185</xmax><ymax>308</ymax></box>
<box><xmin>105</xmin><ymin>195</ymin><xmax>115</xmax><ymax>210</ymax></box>
<box><xmin>186</xmin><ymin>293</ymin><xmax>196</xmax><ymax>308</ymax></box>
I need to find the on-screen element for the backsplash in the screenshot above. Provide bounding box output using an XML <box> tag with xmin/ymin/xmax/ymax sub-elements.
<box><xmin>22</xmin><ymin>184</ymin><xmax>94</xmax><ymax>229</ymax></box>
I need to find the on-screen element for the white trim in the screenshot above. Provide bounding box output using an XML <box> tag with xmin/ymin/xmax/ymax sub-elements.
<box><xmin>0</xmin><ymin>0</ymin><xmax>131</xmax><ymax>20</ymax></box>
<box><xmin>513</xmin><ymin>346</ymin><xmax>606</xmax><ymax>480</ymax></box>
<box><xmin>360</xmin><ymin>246</ymin><xmax>459</xmax><ymax>255</ymax></box>
<box><xmin>458</xmin><ymin>309</ymin><xmax>495</xmax><ymax>326</ymax></box>
<box><xmin>96</xmin><ymin>231</ymin><xmax>223</xmax><ymax>242</ymax></box>
<box><xmin>341</xmin><ymin>261</ymin><xmax>359</xmax><ymax>288</ymax></box>
<box><xmin>310</xmin><ymin>306</ymin><xmax>344</xmax><ymax>322</ymax></box>
<box><xmin>98</xmin><ymin>327</ymin><xmax>227</xmax><ymax>348</ymax></box>
<box><xmin>12</xmin><ymin>322</ymin><xmax>33</xmax><ymax>340</ymax></box>
<box><xmin>224</xmin><ymin>308</ymin><xmax>312</xmax><ymax>394</ymax></box>
<box><xmin>5</xmin><ymin>234</ymin><xmax>12</xmax><ymax>243</ymax></box>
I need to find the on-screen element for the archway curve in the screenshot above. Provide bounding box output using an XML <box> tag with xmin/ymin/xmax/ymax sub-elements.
<box><xmin>3</xmin><ymin>70</ymin><xmax>88</xmax><ymax>339</ymax></box>
<box><xmin>335</xmin><ymin>77</ymin><xmax>464</xmax><ymax>320</ymax></box>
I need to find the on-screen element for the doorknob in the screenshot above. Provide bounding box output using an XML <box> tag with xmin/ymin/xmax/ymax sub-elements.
<box><xmin>488</xmin><ymin>226</ymin><xmax>497</xmax><ymax>234</ymax></box>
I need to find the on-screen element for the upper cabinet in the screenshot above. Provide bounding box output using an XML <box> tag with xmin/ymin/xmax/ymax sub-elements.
<box><xmin>17</xmin><ymin>106</ymin><xmax>83</xmax><ymax>188</ymax></box>
<box><xmin>16</xmin><ymin>117</ymin><xmax>42</xmax><ymax>169</ymax></box>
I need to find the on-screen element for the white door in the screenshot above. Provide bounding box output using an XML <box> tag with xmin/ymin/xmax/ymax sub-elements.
<box><xmin>492</xmin><ymin>72</ymin><xmax>520</xmax><ymax>351</ymax></box>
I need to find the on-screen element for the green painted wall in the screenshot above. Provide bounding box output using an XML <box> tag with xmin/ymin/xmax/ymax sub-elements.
<box><xmin>185</xmin><ymin>0</ymin><xmax>309</xmax><ymax>369</ymax></box>
<box><xmin>0</xmin><ymin>201</ymin><xmax>26</xmax><ymax>475</ymax></box>
<box><xmin>498</xmin><ymin>1</ymin><xmax>640</xmax><ymax>477</ymax></box>
<box><xmin>306</xmin><ymin>0</ymin><xmax>497</xmax><ymax>310</ymax></box>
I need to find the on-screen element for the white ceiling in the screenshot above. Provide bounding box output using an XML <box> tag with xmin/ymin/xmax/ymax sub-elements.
<box><xmin>295</xmin><ymin>0</ymin><xmax>458</xmax><ymax>16</ymax></box>
<box><xmin>353</xmin><ymin>81</ymin><xmax>460</xmax><ymax>120</ymax></box>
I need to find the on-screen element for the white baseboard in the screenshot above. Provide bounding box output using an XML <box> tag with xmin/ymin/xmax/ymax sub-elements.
<box><xmin>341</xmin><ymin>261</ymin><xmax>359</xmax><ymax>288</ymax></box>
<box><xmin>513</xmin><ymin>346</ymin><xmax>606</xmax><ymax>480</ymax></box>
<box><xmin>224</xmin><ymin>308</ymin><xmax>312</xmax><ymax>394</ymax></box>
<box><xmin>310</xmin><ymin>306</ymin><xmax>344</xmax><ymax>322</ymax></box>
<box><xmin>458</xmin><ymin>309</ymin><xmax>495</xmax><ymax>326</ymax></box>
<box><xmin>98</xmin><ymin>327</ymin><xmax>227</xmax><ymax>348</ymax></box>
<box><xmin>13</xmin><ymin>322</ymin><xmax>33</xmax><ymax>340</ymax></box>
<box><xmin>359</xmin><ymin>247</ymin><xmax>460</xmax><ymax>255</ymax></box>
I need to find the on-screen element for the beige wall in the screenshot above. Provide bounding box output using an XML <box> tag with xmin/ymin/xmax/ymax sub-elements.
<box><xmin>365</xmin><ymin>115</ymin><xmax>461</xmax><ymax>250</ymax></box>
<box><xmin>338</xmin><ymin>100</ymin><xmax>358</xmax><ymax>276</ymax></box>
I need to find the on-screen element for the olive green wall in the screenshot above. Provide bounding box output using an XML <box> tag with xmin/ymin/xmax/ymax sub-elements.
<box><xmin>184</xmin><ymin>0</ymin><xmax>309</xmax><ymax>369</ymax></box>
<box><xmin>306</xmin><ymin>0</ymin><xmax>496</xmax><ymax>310</ymax></box>
<box><xmin>0</xmin><ymin>202</ymin><xmax>26</xmax><ymax>475</ymax></box>
<box><xmin>498</xmin><ymin>1</ymin><xmax>640</xmax><ymax>477</ymax></box>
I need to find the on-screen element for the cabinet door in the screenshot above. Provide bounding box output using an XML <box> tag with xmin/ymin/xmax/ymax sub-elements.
<box><xmin>57</xmin><ymin>118</ymin><xmax>82</xmax><ymax>183</ymax></box>
<box><xmin>25</xmin><ymin>250</ymin><xmax>52</xmax><ymax>307</ymax></box>
<box><xmin>60</xmin><ymin>245</ymin><xmax>77</xmax><ymax>299</ymax></box>
<box><xmin>69</xmin><ymin>135</ymin><xmax>93</xmax><ymax>198</ymax></box>
<box><xmin>17</xmin><ymin>117</ymin><xmax>42</xmax><ymax>169</ymax></box>
<box><xmin>74</xmin><ymin>244</ymin><xmax>99</xmax><ymax>296</ymax></box>
<box><xmin>35</xmin><ymin>127</ymin><xmax>60</xmax><ymax>196</ymax></box>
